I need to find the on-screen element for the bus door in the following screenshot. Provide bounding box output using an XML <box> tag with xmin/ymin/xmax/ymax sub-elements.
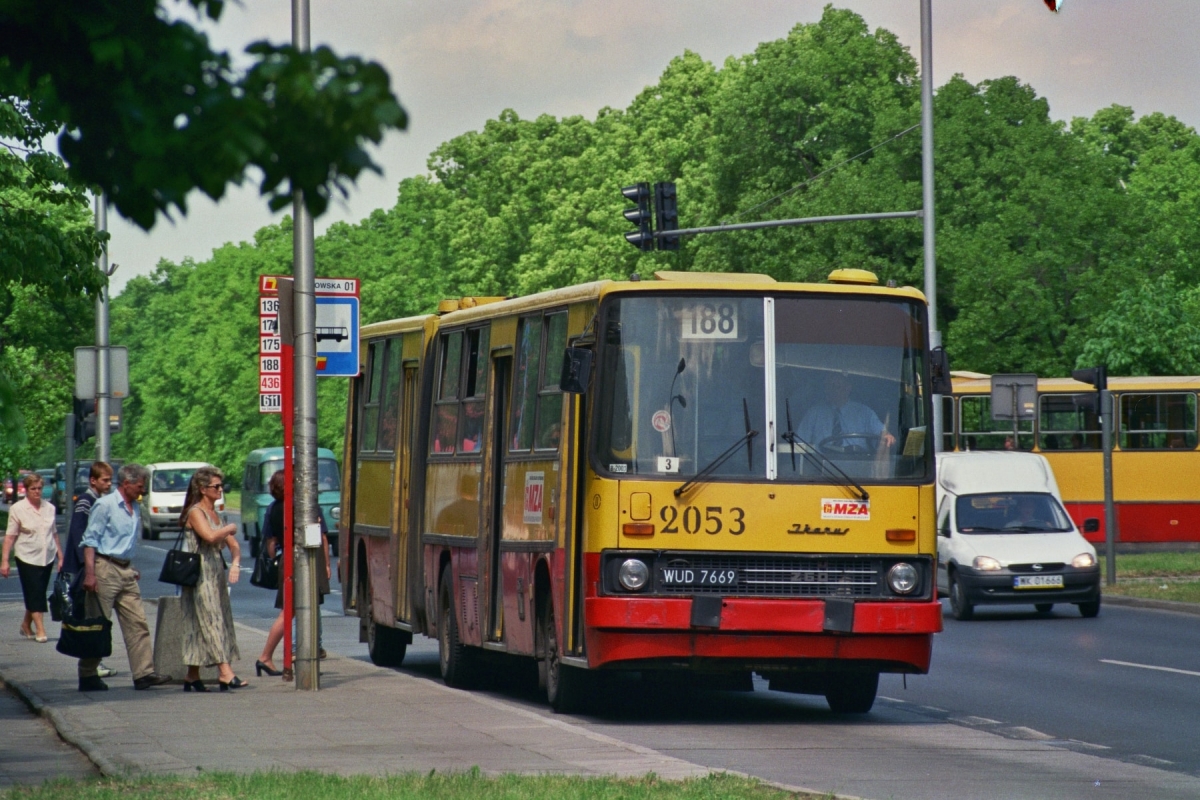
<box><xmin>394</xmin><ymin>365</ymin><xmax>418</xmax><ymax>623</ymax></box>
<box><xmin>484</xmin><ymin>356</ymin><xmax>511</xmax><ymax>641</ymax></box>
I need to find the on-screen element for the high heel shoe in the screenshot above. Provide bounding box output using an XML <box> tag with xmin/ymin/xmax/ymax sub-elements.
<box><xmin>183</xmin><ymin>680</ymin><xmax>209</xmax><ymax>693</ymax></box>
<box><xmin>219</xmin><ymin>676</ymin><xmax>249</xmax><ymax>691</ymax></box>
<box><xmin>255</xmin><ymin>660</ymin><xmax>282</xmax><ymax>677</ymax></box>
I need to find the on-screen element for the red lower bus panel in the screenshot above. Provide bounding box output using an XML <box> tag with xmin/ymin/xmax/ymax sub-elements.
<box><xmin>1066</xmin><ymin>502</ymin><xmax>1200</xmax><ymax>544</ymax></box>
<box><xmin>583</xmin><ymin>596</ymin><xmax>941</xmax><ymax>673</ymax></box>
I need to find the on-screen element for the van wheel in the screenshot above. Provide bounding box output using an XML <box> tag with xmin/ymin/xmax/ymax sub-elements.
<box><xmin>949</xmin><ymin>573</ymin><xmax>974</xmax><ymax>621</ymax></box>
<box><xmin>438</xmin><ymin>566</ymin><xmax>477</xmax><ymax>688</ymax></box>
<box><xmin>1035</xmin><ymin>603</ymin><xmax>1054</xmax><ymax>614</ymax></box>
<box><xmin>361</xmin><ymin>578</ymin><xmax>406</xmax><ymax>667</ymax></box>
<box><xmin>825</xmin><ymin>671</ymin><xmax>879</xmax><ymax>714</ymax></box>
<box><xmin>1078</xmin><ymin>596</ymin><xmax>1101</xmax><ymax>618</ymax></box>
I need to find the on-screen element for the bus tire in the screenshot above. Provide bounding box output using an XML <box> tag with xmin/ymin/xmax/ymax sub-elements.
<box><xmin>1078</xmin><ymin>596</ymin><xmax>1101</xmax><ymax>618</ymax></box>
<box><xmin>825</xmin><ymin>671</ymin><xmax>879</xmax><ymax>714</ymax></box>
<box><xmin>540</xmin><ymin>601</ymin><xmax>587</xmax><ymax>714</ymax></box>
<box><xmin>438</xmin><ymin>566</ymin><xmax>477</xmax><ymax>688</ymax></box>
<box><xmin>361</xmin><ymin>577</ymin><xmax>406</xmax><ymax>667</ymax></box>
<box><xmin>949</xmin><ymin>572</ymin><xmax>974</xmax><ymax>621</ymax></box>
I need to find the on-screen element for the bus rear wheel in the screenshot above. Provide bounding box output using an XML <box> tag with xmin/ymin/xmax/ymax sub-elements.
<box><xmin>361</xmin><ymin>577</ymin><xmax>406</xmax><ymax>667</ymax></box>
<box><xmin>439</xmin><ymin>566</ymin><xmax>477</xmax><ymax>688</ymax></box>
<box><xmin>825</xmin><ymin>671</ymin><xmax>879</xmax><ymax>714</ymax></box>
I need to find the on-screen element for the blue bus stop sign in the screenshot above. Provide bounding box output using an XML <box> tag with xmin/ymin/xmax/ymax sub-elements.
<box><xmin>314</xmin><ymin>279</ymin><xmax>360</xmax><ymax>377</ymax></box>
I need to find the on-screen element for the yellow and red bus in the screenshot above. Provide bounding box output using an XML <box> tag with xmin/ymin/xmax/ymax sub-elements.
<box><xmin>946</xmin><ymin>373</ymin><xmax>1200</xmax><ymax>544</ymax></box>
<box><xmin>340</xmin><ymin>270</ymin><xmax>944</xmax><ymax>713</ymax></box>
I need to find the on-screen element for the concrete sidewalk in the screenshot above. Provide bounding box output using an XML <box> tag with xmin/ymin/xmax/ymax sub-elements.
<box><xmin>0</xmin><ymin>600</ymin><xmax>710</xmax><ymax>781</ymax></box>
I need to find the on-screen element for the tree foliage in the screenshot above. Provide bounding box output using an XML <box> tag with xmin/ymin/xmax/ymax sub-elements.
<box><xmin>76</xmin><ymin>7</ymin><xmax>1200</xmax><ymax>474</ymax></box>
<box><xmin>0</xmin><ymin>0</ymin><xmax>407</xmax><ymax>228</ymax></box>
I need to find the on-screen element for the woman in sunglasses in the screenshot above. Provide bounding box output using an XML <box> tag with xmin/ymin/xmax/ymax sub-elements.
<box><xmin>177</xmin><ymin>467</ymin><xmax>247</xmax><ymax>691</ymax></box>
<box><xmin>2</xmin><ymin>474</ymin><xmax>61</xmax><ymax>643</ymax></box>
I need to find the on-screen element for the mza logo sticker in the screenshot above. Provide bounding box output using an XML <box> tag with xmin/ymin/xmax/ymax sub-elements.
<box><xmin>523</xmin><ymin>472</ymin><xmax>545</xmax><ymax>525</ymax></box>
<box><xmin>821</xmin><ymin>498</ymin><xmax>870</xmax><ymax>521</ymax></box>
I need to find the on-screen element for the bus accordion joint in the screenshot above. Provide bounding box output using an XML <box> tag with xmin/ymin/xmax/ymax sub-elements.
<box><xmin>886</xmin><ymin>528</ymin><xmax>917</xmax><ymax>543</ymax></box>
<box><xmin>623</xmin><ymin>523</ymin><xmax>655</xmax><ymax>536</ymax></box>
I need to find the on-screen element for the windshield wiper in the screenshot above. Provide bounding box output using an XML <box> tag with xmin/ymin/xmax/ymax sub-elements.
<box><xmin>780</xmin><ymin>399</ymin><xmax>869</xmax><ymax>502</ymax></box>
<box><xmin>675</xmin><ymin>398</ymin><xmax>758</xmax><ymax>498</ymax></box>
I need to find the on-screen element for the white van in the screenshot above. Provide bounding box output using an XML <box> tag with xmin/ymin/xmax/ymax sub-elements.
<box><xmin>139</xmin><ymin>462</ymin><xmax>225</xmax><ymax>540</ymax></box>
<box><xmin>936</xmin><ymin>452</ymin><xmax>1101</xmax><ymax>620</ymax></box>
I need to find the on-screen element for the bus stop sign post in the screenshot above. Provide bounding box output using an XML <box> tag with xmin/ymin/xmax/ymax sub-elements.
<box><xmin>1074</xmin><ymin>367</ymin><xmax>1116</xmax><ymax>585</ymax></box>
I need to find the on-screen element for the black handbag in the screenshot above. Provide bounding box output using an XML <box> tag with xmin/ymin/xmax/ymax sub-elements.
<box><xmin>56</xmin><ymin>614</ymin><xmax>113</xmax><ymax>660</ymax></box>
<box><xmin>250</xmin><ymin>549</ymin><xmax>280</xmax><ymax>590</ymax></box>
<box><xmin>49</xmin><ymin>571</ymin><xmax>75</xmax><ymax>622</ymax></box>
<box><xmin>158</xmin><ymin>529</ymin><xmax>201</xmax><ymax>587</ymax></box>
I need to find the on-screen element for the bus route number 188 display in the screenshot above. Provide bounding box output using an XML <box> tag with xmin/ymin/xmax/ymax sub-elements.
<box><xmin>680</xmin><ymin>302</ymin><xmax>738</xmax><ymax>340</ymax></box>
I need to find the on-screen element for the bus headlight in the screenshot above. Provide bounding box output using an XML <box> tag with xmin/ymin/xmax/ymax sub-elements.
<box><xmin>887</xmin><ymin>562</ymin><xmax>919</xmax><ymax>595</ymax></box>
<box><xmin>973</xmin><ymin>556</ymin><xmax>1002</xmax><ymax>571</ymax></box>
<box><xmin>1072</xmin><ymin>552</ymin><xmax>1096</xmax><ymax>568</ymax></box>
<box><xmin>618</xmin><ymin>559</ymin><xmax>650</xmax><ymax>592</ymax></box>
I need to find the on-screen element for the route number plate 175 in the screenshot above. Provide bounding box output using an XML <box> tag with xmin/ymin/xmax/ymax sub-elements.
<box><xmin>1013</xmin><ymin>574</ymin><xmax>1064</xmax><ymax>590</ymax></box>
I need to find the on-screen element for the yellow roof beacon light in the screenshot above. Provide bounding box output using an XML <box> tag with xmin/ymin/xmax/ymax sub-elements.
<box><xmin>827</xmin><ymin>268</ymin><xmax>880</xmax><ymax>286</ymax></box>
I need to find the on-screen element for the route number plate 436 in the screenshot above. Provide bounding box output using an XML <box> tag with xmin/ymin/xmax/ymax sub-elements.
<box><xmin>1013</xmin><ymin>574</ymin><xmax>1064</xmax><ymax>589</ymax></box>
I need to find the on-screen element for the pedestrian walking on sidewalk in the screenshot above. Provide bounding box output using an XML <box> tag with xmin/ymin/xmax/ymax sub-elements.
<box><xmin>254</xmin><ymin>469</ymin><xmax>329</xmax><ymax>679</ymax></box>
<box><xmin>62</xmin><ymin>462</ymin><xmax>118</xmax><ymax>679</ymax></box>
<box><xmin>1</xmin><ymin>474</ymin><xmax>60</xmax><ymax>643</ymax></box>
<box><xmin>79</xmin><ymin>464</ymin><xmax>172</xmax><ymax>692</ymax></box>
<box><xmin>177</xmin><ymin>467</ymin><xmax>247</xmax><ymax>692</ymax></box>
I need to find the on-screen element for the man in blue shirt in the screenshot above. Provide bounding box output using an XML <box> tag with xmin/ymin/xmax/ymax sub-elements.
<box><xmin>78</xmin><ymin>464</ymin><xmax>171</xmax><ymax>692</ymax></box>
<box><xmin>798</xmin><ymin>372</ymin><xmax>896</xmax><ymax>452</ymax></box>
<box><xmin>63</xmin><ymin>461</ymin><xmax>117</xmax><ymax>680</ymax></box>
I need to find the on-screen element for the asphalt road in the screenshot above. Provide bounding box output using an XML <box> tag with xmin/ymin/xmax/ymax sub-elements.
<box><xmin>5</xmin><ymin>508</ymin><xmax>1197</xmax><ymax>798</ymax></box>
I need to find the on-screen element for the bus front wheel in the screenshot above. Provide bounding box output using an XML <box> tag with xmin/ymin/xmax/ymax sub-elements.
<box><xmin>825</xmin><ymin>671</ymin><xmax>879</xmax><ymax>714</ymax></box>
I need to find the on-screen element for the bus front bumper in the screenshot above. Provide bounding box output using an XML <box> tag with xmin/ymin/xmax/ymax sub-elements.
<box><xmin>583</xmin><ymin>596</ymin><xmax>942</xmax><ymax>673</ymax></box>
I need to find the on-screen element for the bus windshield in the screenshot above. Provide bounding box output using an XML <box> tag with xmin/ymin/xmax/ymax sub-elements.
<box><xmin>594</xmin><ymin>293</ymin><xmax>931</xmax><ymax>483</ymax></box>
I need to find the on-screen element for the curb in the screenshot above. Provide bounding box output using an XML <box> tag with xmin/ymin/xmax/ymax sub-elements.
<box><xmin>0</xmin><ymin>668</ymin><xmax>124</xmax><ymax>777</ymax></box>
<box><xmin>1102</xmin><ymin>594</ymin><xmax>1200</xmax><ymax>616</ymax></box>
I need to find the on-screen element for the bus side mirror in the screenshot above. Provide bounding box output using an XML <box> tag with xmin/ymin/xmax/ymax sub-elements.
<box><xmin>559</xmin><ymin>347</ymin><xmax>593</xmax><ymax>394</ymax></box>
<box><xmin>931</xmin><ymin>346</ymin><xmax>953</xmax><ymax>395</ymax></box>
<box><xmin>1083</xmin><ymin>518</ymin><xmax>1100</xmax><ymax>533</ymax></box>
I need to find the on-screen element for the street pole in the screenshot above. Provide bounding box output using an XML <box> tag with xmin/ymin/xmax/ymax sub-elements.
<box><xmin>1101</xmin><ymin>390</ymin><xmax>1117</xmax><ymax>585</ymax></box>
<box><xmin>292</xmin><ymin>0</ymin><xmax>320</xmax><ymax>691</ymax></box>
<box><xmin>920</xmin><ymin>0</ymin><xmax>943</xmax><ymax>454</ymax></box>
<box><xmin>94</xmin><ymin>194</ymin><xmax>111</xmax><ymax>463</ymax></box>
<box><xmin>64</xmin><ymin>414</ymin><xmax>75</xmax><ymax>510</ymax></box>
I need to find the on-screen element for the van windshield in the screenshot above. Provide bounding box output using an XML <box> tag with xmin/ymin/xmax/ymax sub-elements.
<box><xmin>152</xmin><ymin>468</ymin><xmax>200</xmax><ymax>493</ymax></box>
<box><xmin>956</xmin><ymin>492</ymin><xmax>1073</xmax><ymax>533</ymax></box>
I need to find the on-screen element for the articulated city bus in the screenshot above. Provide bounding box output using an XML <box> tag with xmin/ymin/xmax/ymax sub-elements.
<box><xmin>946</xmin><ymin>373</ymin><xmax>1200</xmax><ymax>545</ymax></box>
<box><xmin>340</xmin><ymin>270</ymin><xmax>945</xmax><ymax>713</ymax></box>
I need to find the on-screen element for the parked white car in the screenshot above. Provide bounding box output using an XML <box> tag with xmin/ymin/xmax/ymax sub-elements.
<box><xmin>936</xmin><ymin>452</ymin><xmax>1101</xmax><ymax>620</ymax></box>
<box><xmin>140</xmin><ymin>462</ymin><xmax>225</xmax><ymax>540</ymax></box>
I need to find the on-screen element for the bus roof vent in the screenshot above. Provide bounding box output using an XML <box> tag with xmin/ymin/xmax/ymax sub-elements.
<box><xmin>653</xmin><ymin>271</ymin><xmax>775</xmax><ymax>283</ymax></box>
<box><xmin>827</xmin><ymin>268</ymin><xmax>879</xmax><ymax>285</ymax></box>
<box><xmin>437</xmin><ymin>299</ymin><xmax>461</xmax><ymax>314</ymax></box>
<box><xmin>437</xmin><ymin>296</ymin><xmax>507</xmax><ymax>314</ymax></box>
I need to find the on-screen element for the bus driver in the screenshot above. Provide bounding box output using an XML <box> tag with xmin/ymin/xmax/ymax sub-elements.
<box><xmin>797</xmin><ymin>371</ymin><xmax>895</xmax><ymax>452</ymax></box>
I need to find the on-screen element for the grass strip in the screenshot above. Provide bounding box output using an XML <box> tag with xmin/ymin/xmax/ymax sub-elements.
<box><xmin>1105</xmin><ymin>579</ymin><xmax>1200</xmax><ymax>604</ymax></box>
<box><xmin>1105</xmin><ymin>552</ymin><xmax>1200</xmax><ymax>579</ymax></box>
<box><xmin>1</xmin><ymin>771</ymin><xmax>829</xmax><ymax>800</ymax></box>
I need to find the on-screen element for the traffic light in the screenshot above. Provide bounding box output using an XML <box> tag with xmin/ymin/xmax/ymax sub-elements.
<box><xmin>73</xmin><ymin>398</ymin><xmax>97</xmax><ymax>445</ymax></box>
<box><xmin>1071</xmin><ymin>366</ymin><xmax>1107</xmax><ymax>392</ymax></box>
<box><xmin>621</xmin><ymin>183</ymin><xmax>654</xmax><ymax>251</ymax></box>
<box><xmin>653</xmin><ymin>182</ymin><xmax>679</xmax><ymax>251</ymax></box>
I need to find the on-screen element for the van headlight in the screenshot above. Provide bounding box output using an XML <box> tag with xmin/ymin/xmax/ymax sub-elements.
<box><xmin>1072</xmin><ymin>552</ymin><xmax>1096</xmax><ymax>568</ymax></box>
<box><xmin>973</xmin><ymin>556</ymin><xmax>1002</xmax><ymax>571</ymax></box>
<box><xmin>330</xmin><ymin>506</ymin><xmax>341</xmax><ymax>522</ymax></box>
<box><xmin>887</xmin><ymin>562</ymin><xmax>919</xmax><ymax>594</ymax></box>
<box><xmin>618</xmin><ymin>559</ymin><xmax>650</xmax><ymax>591</ymax></box>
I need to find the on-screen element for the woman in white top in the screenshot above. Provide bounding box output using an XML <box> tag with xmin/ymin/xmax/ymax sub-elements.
<box><xmin>1</xmin><ymin>474</ymin><xmax>61</xmax><ymax>642</ymax></box>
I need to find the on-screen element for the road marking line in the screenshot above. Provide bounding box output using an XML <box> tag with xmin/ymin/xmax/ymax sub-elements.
<box><xmin>143</xmin><ymin>545</ymin><xmax>169</xmax><ymax>553</ymax></box>
<box><xmin>1067</xmin><ymin>739</ymin><xmax>1111</xmax><ymax>750</ymax></box>
<box><xmin>1007</xmin><ymin>726</ymin><xmax>1055</xmax><ymax>741</ymax></box>
<box><xmin>1100</xmin><ymin>658</ymin><xmax>1200</xmax><ymax>678</ymax></box>
<box><xmin>954</xmin><ymin>715</ymin><xmax>1002</xmax><ymax>725</ymax></box>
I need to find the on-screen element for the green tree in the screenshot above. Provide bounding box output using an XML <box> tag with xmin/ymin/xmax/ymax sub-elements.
<box><xmin>1076</xmin><ymin>274</ymin><xmax>1200</xmax><ymax>376</ymax></box>
<box><xmin>1</xmin><ymin>0</ymin><xmax>407</xmax><ymax>228</ymax></box>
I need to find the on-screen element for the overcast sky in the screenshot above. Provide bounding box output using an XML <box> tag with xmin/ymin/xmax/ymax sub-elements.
<box><xmin>103</xmin><ymin>0</ymin><xmax>1200</xmax><ymax>293</ymax></box>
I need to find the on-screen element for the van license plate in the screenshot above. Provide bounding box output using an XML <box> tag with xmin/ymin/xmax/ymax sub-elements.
<box><xmin>1014</xmin><ymin>575</ymin><xmax>1064</xmax><ymax>590</ymax></box>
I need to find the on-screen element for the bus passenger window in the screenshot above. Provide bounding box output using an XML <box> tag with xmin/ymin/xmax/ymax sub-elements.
<box><xmin>432</xmin><ymin>331</ymin><xmax>464</xmax><ymax>454</ymax></box>
<box><xmin>376</xmin><ymin>338</ymin><xmax>404</xmax><ymax>452</ymax></box>
<box><xmin>511</xmin><ymin>316</ymin><xmax>544</xmax><ymax>452</ymax></box>
<box><xmin>959</xmin><ymin>396</ymin><xmax>1033</xmax><ymax>451</ymax></box>
<box><xmin>535</xmin><ymin>313</ymin><xmax>568</xmax><ymax>451</ymax></box>
<box><xmin>1038</xmin><ymin>394</ymin><xmax>1100</xmax><ymax>451</ymax></box>
<box><xmin>359</xmin><ymin>341</ymin><xmax>385</xmax><ymax>452</ymax></box>
<box><xmin>1120</xmin><ymin>393</ymin><xmax>1197</xmax><ymax>450</ymax></box>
